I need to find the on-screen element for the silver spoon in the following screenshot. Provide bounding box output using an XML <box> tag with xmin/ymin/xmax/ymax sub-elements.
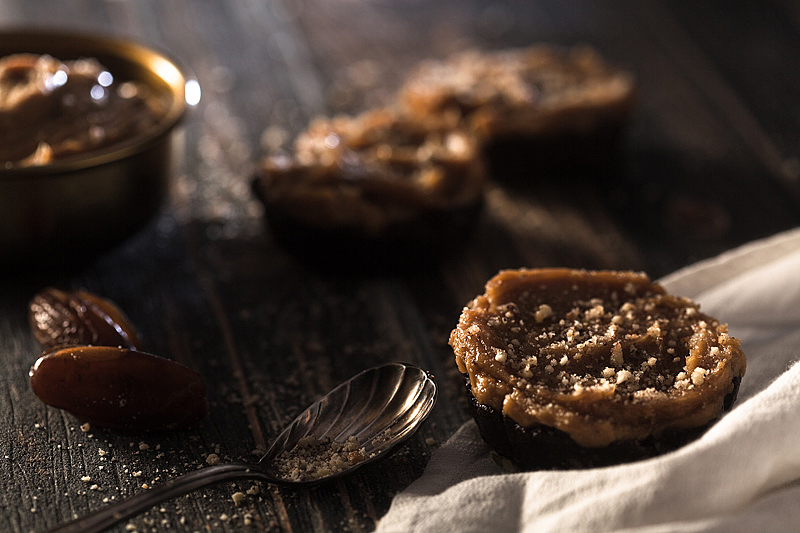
<box><xmin>46</xmin><ymin>362</ymin><xmax>437</xmax><ymax>533</ymax></box>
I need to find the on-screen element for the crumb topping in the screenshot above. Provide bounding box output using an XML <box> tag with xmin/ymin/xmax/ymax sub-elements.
<box><xmin>450</xmin><ymin>268</ymin><xmax>746</xmax><ymax>447</ymax></box>
<box><xmin>399</xmin><ymin>45</ymin><xmax>636</xmax><ymax>140</ymax></box>
<box><xmin>258</xmin><ymin>108</ymin><xmax>484</xmax><ymax>235</ymax></box>
<box><xmin>474</xmin><ymin>282</ymin><xmax>703</xmax><ymax>394</ymax></box>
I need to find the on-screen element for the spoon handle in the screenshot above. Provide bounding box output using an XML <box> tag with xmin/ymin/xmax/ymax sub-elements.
<box><xmin>45</xmin><ymin>463</ymin><xmax>271</xmax><ymax>533</ymax></box>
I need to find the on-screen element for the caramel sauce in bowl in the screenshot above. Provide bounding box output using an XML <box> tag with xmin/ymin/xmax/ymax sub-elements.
<box><xmin>0</xmin><ymin>29</ymin><xmax>192</xmax><ymax>267</ymax></box>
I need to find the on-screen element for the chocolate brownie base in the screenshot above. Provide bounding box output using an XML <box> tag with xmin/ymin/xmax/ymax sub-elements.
<box><xmin>466</xmin><ymin>376</ymin><xmax>741</xmax><ymax>470</ymax></box>
<box><xmin>253</xmin><ymin>173</ymin><xmax>483</xmax><ymax>272</ymax></box>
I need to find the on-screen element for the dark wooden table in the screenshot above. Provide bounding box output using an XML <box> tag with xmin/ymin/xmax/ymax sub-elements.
<box><xmin>2</xmin><ymin>1</ymin><xmax>799</xmax><ymax>532</ymax></box>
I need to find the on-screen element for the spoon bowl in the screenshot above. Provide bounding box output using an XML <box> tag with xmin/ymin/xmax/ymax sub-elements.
<box><xmin>262</xmin><ymin>360</ymin><xmax>438</xmax><ymax>482</ymax></box>
<box><xmin>46</xmin><ymin>362</ymin><xmax>437</xmax><ymax>533</ymax></box>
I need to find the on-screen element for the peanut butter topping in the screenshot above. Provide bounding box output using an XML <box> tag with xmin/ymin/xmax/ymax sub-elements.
<box><xmin>257</xmin><ymin>108</ymin><xmax>484</xmax><ymax>236</ymax></box>
<box><xmin>450</xmin><ymin>269</ymin><xmax>746</xmax><ymax>447</ymax></box>
<box><xmin>399</xmin><ymin>45</ymin><xmax>636</xmax><ymax>141</ymax></box>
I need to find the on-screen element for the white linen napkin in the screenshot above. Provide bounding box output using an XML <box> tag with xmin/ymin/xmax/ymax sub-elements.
<box><xmin>377</xmin><ymin>227</ymin><xmax>800</xmax><ymax>533</ymax></box>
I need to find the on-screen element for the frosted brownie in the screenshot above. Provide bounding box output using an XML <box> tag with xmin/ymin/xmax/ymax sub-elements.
<box><xmin>399</xmin><ymin>45</ymin><xmax>636</xmax><ymax>174</ymax></box>
<box><xmin>449</xmin><ymin>268</ymin><xmax>746</xmax><ymax>469</ymax></box>
<box><xmin>253</xmin><ymin>108</ymin><xmax>484</xmax><ymax>266</ymax></box>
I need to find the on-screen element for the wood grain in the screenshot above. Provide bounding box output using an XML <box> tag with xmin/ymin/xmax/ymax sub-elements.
<box><xmin>1</xmin><ymin>1</ymin><xmax>799</xmax><ymax>531</ymax></box>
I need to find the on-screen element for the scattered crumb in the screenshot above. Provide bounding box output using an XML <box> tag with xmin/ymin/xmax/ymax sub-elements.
<box><xmin>231</xmin><ymin>492</ymin><xmax>246</xmax><ymax>505</ymax></box>
<box><xmin>206</xmin><ymin>453</ymin><xmax>220</xmax><ymax>466</ymax></box>
<box><xmin>246</xmin><ymin>485</ymin><xmax>260</xmax><ymax>496</ymax></box>
<box><xmin>535</xmin><ymin>304</ymin><xmax>553</xmax><ymax>322</ymax></box>
<box><xmin>251</xmin><ymin>447</ymin><xmax>266</xmax><ymax>457</ymax></box>
<box><xmin>81</xmin><ymin>476</ymin><xmax>91</xmax><ymax>483</ymax></box>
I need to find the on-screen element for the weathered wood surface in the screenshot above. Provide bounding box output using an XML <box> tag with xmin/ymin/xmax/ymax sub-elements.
<box><xmin>1</xmin><ymin>1</ymin><xmax>799</xmax><ymax>531</ymax></box>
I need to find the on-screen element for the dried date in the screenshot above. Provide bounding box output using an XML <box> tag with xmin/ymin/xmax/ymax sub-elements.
<box><xmin>29</xmin><ymin>345</ymin><xmax>208</xmax><ymax>431</ymax></box>
<box><xmin>29</xmin><ymin>287</ymin><xmax>142</xmax><ymax>350</ymax></box>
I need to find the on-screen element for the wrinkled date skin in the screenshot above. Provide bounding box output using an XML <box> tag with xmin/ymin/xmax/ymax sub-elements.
<box><xmin>30</xmin><ymin>346</ymin><xmax>208</xmax><ymax>431</ymax></box>
<box><xmin>29</xmin><ymin>287</ymin><xmax>142</xmax><ymax>350</ymax></box>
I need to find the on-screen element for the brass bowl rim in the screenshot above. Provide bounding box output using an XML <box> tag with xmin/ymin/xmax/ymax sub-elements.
<box><xmin>0</xmin><ymin>27</ymin><xmax>190</xmax><ymax>180</ymax></box>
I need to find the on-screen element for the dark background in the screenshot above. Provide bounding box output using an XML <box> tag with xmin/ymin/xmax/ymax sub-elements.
<box><xmin>1</xmin><ymin>1</ymin><xmax>799</xmax><ymax>531</ymax></box>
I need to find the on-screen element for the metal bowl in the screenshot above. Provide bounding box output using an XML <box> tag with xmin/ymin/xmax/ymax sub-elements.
<box><xmin>0</xmin><ymin>29</ymin><xmax>191</xmax><ymax>265</ymax></box>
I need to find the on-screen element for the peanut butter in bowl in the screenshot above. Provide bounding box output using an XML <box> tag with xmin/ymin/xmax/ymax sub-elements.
<box><xmin>0</xmin><ymin>53</ymin><xmax>168</xmax><ymax>168</ymax></box>
<box><xmin>0</xmin><ymin>29</ymin><xmax>190</xmax><ymax>265</ymax></box>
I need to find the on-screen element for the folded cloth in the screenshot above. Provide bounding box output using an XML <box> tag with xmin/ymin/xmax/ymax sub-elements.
<box><xmin>376</xmin><ymin>227</ymin><xmax>800</xmax><ymax>533</ymax></box>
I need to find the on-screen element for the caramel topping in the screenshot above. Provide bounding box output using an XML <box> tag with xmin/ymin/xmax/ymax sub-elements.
<box><xmin>400</xmin><ymin>45</ymin><xmax>636</xmax><ymax>140</ymax></box>
<box><xmin>450</xmin><ymin>269</ymin><xmax>746</xmax><ymax>447</ymax></box>
<box><xmin>257</xmin><ymin>108</ymin><xmax>484</xmax><ymax>235</ymax></box>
